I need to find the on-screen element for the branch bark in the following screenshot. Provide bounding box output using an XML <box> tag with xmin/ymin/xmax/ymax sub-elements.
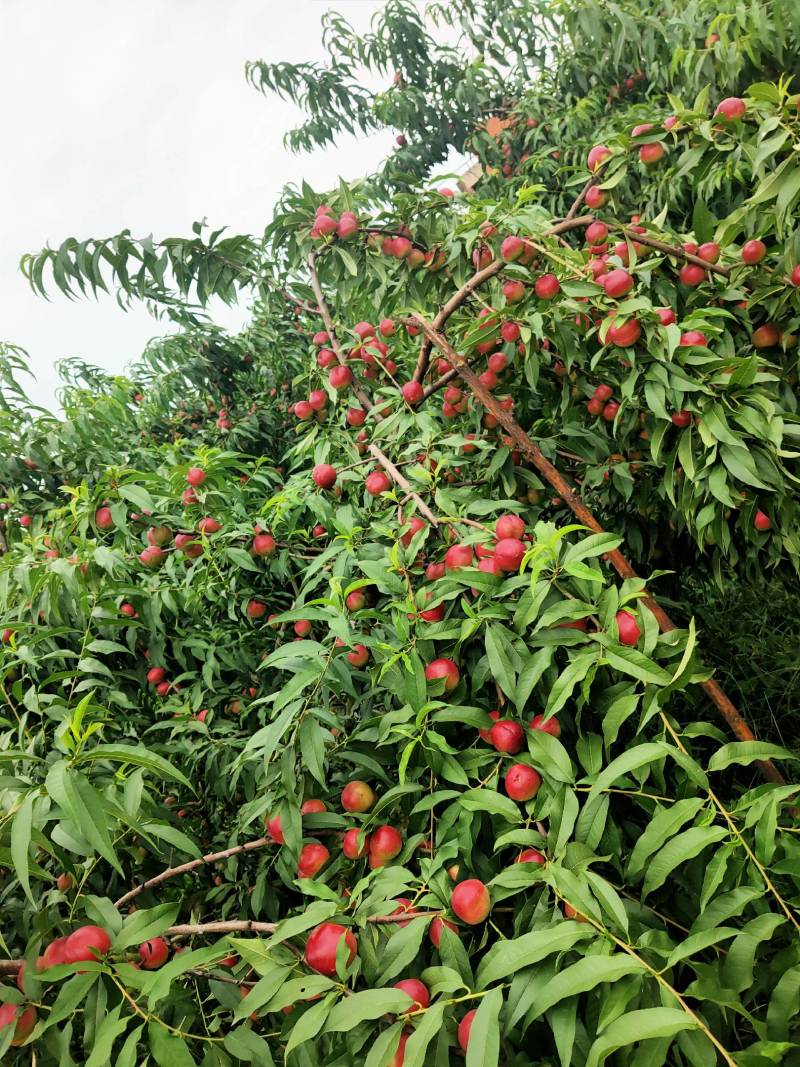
<box><xmin>367</xmin><ymin>444</ymin><xmax>440</xmax><ymax>526</ymax></box>
<box><xmin>410</xmin><ymin>313</ymin><xmax>783</xmax><ymax>786</ymax></box>
<box><xmin>114</xmin><ymin>836</ymin><xmax>274</xmax><ymax>908</ymax></box>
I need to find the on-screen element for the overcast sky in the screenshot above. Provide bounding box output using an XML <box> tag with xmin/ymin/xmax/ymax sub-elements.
<box><xmin>0</xmin><ymin>1</ymin><xmax>461</xmax><ymax>411</ymax></box>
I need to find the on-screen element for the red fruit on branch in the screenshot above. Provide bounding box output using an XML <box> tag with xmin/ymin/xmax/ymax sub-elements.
<box><xmin>147</xmin><ymin>666</ymin><xmax>166</xmax><ymax>686</ymax></box>
<box><xmin>345</xmin><ymin>589</ymin><xmax>367</xmax><ymax>611</ymax></box>
<box><xmin>534</xmin><ymin>273</ymin><xmax>560</xmax><ymax>299</ymax></box>
<box><xmin>369</xmin><ymin>825</ymin><xmax>403</xmax><ymax>869</ymax></box>
<box><xmin>425</xmin><ymin>658</ymin><xmax>460</xmax><ymax>690</ymax></box>
<box><xmin>501</xmin><ymin>320</ymin><xmax>520</xmax><ymax>342</ymax></box>
<box><xmin>679</xmin><ymin>330</ymin><xmax>708</xmax><ymax>347</ymax></box>
<box><xmin>698</xmin><ymin>242</ymin><xmax>721</xmax><ymax>264</ymax></box>
<box><xmin>753</xmin><ymin>510</ymin><xmax>772</xmax><ymax>531</ymax></box>
<box><xmin>197</xmin><ymin>517</ymin><xmax>221</xmax><ymax>534</ymax></box>
<box><xmin>602</xmin><ymin>401</ymin><xmax>620</xmax><ymax>421</ymax></box>
<box><xmin>500</xmin><ymin>235</ymin><xmax>524</xmax><ymax>261</ymax></box>
<box><xmin>394</xmin><ymin>978</ymin><xmax>430</xmax><ymax>1011</ymax></box>
<box><xmin>741</xmin><ymin>239</ymin><xmax>767</xmax><ymax>264</ymax></box>
<box><xmin>516</xmin><ymin>848</ymin><xmax>546</xmax><ymax>865</ymax></box>
<box><xmin>63</xmin><ymin>925</ymin><xmax>111</xmax><ymax>964</ymax></box>
<box><xmin>679</xmin><ymin>263</ymin><xmax>706</xmax><ymax>287</ymax></box>
<box><xmin>308</xmin><ymin>389</ymin><xmax>328</xmax><ymax>412</ymax></box>
<box><xmin>341</xmin><ymin>780</ymin><xmax>375</xmax><ymax>812</ymax></box>
<box><xmin>496</xmin><ymin>513</ymin><xmax>525</xmax><ymax>539</ymax></box>
<box><xmin>253</xmin><ymin>533</ymin><xmax>276</xmax><ymax>556</ymax></box>
<box><xmin>329</xmin><ymin>365</ymin><xmax>354</xmax><ymax>390</ymax></box>
<box><xmin>752</xmin><ymin>324</ymin><xmax>780</xmax><ymax>348</ymax></box>
<box><xmin>266</xmin><ymin>814</ymin><xmax>285</xmax><ymax>843</ymax></box>
<box><xmin>529</xmin><ymin>713</ymin><xmax>561</xmax><ymax>737</ymax></box>
<box><xmin>451</xmin><ymin>878</ymin><xmax>490</xmax><ymax>924</ymax></box>
<box><xmin>505</xmin><ymin>763</ymin><xmax>542</xmax><ymax>800</ymax></box>
<box><xmin>139</xmin><ymin>937</ymin><xmax>169</xmax><ymax>969</ymax></box>
<box><xmin>502</xmin><ymin>279</ymin><xmax>526</xmax><ymax>304</ymax></box>
<box><xmin>147</xmin><ymin>525</ymin><xmax>172</xmax><ymax>546</ymax></box>
<box><xmin>671</xmin><ymin>410</ymin><xmax>691</xmax><ymax>428</ymax></box>
<box><xmin>342</xmin><ymin>828</ymin><xmax>370</xmax><ymax>859</ymax></box>
<box><xmin>490</xmin><ymin>718</ymin><xmax>525</xmax><ymax>753</ymax></box>
<box><xmin>445</xmin><ymin>543</ymin><xmax>473</xmax><ymax>571</ymax></box>
<box><xmin>347</xmin><ymin>643</ymin><xmax>369</xmax><ymax>667</ymax></box>
<box><xmin>429</xmin><ymin>916</ymin><xmax>458</xmax><ymax>947</ymax></box>
<box><xmin>656</xmin><ymin>307</ymin><xmax>676</xmax><ymax>325</ymax></box>
<box><xmin>587</xmin><ymin>397</ymin><xmax>604</xmax><ymax>416</ymax></box>
<box><xmin>593</xmin><ymin>384</ymin><xmax>613</xmax><ymax>401</ymax></box>
<box><xmin>605</xmin><ymin>315</ymin><xmax>641</xmax><ymax>347</ymax></box>
<box><xmin>298</xmin><ymin>843</ymin><xmax>330</xmax><ymax>878</ymax></box>
<box><xmin>790</xmin><ymin>265</ymin><xmax>800</xmax><ymax>287</ymax></box>
<box><xmin>294</xmin><ymin>620</ymin><xmax>312</xmax><ymax>637</ymax></box>
<box><xmin>457</xmin><ymin>1009</ymin><xmax>477</xmax><ymax>1052</ymax></box>
<box><xmin>305</xmin><ymin>923</ymin><xmax>357</xmax><ymax>976</ymax></box>
<box><xmin>602</xmin><ymin>268</ymin><xmax>633</xmax><ymax>298</ymax></box>
<box><xmin>585</xmin><ymin>184</ymin><xmax>606</xmax><ymax>208</ymax></box>
<box><xmin>639</xmin><ymin>142</ymin><xmax>665</xmax><ymax>164</ymax></box>
<box><xmin>0</xmin><ymin>1003</ymin><xmax>37</xmax><ymax>1047</ymax></box>
<box><xmin>366</xmin><ymin>470</ymin><xmax>391</xmax><ymax>495</ymax></box>
<box><xmin>715</xmin><ymin>97</ymin><xmax>746</xmax><ymax>121</ymax></box>
<box><xmin>587</xmin><ymin>144</ymin><xmax>612</xmax><ymax>171</ymax></box>
<box><xmin>56</xmin><ymin>872</ymin><xmax>74</xmax><ymax>891</ymax></box>
<box><xmin>95</xmin><ymin>506</ymin><xmax>114</xmax><ymax>529</ymax></box>
<box><xmin>494</xmin><ymin>537</ymin><xmax>526</xmax><ymax>571</ymax></box>
<box><xmin>615</xmin><ymin>610</ymin><xmax>641</xmax><ymax>646</ymax></box>
<box><xmin>186</xmin><ymin>467</ymin><xmax>206</xmax><ymax>487</ymax></box>
<box><xmin>300</xmin><ymin>799</ymin><xmax>326</xmax><ymax>815</ymax></box>
<box><xmin>585</xmin><ymin>221</ymin><xmax>609</xmax><ymax>244</ymax></box>
<box><xmin>312</xmin><ymin>464</ymin><xmax>337</xmax><ymax>489</ymax></box>
<box><xmin>247</xmin><ymin>599</ymin><xmax>267</xmax><ymax>619</ymax></box>
<box><xmin>402</xmin><ymin>381</ymin><xmax>424</xmax><ymax>405</ymax></box>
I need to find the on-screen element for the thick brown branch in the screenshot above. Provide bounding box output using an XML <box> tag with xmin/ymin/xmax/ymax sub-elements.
<box><xmin>410</xmin><ymin>314</ymin><xmax>783</xmax><ymax>786</ymax></box>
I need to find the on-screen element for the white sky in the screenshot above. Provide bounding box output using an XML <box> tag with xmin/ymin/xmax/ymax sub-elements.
<box><xmin>0</xmin><ymin>1</ymin><xmax>464</xmax><ymax>411</ymax></box>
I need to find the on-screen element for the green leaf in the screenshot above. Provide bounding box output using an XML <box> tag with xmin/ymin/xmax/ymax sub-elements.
<box><xmin>75</xmin><ymin>745</ymin><xmax>192</xmax><ymax>788</ymax></box>
<box><xmin>708</xmin><ymin>742</ymin><xmax>797</xmax><ymax>772</ymax></box>
<box><xmin>586</xmin><ymin>1008</ymin><xmax>698</xmax><ymax>1067</ymax></box>
<box><xmin>86</xmin><ymin>1005</ymin><xmax>130</xmax><ymax>1067</ymax></box>
<box><xmin>376</xmin><ymin>916</ymin><xmax>430</xmax><ymax>984</ymax></box>
<box><xmin>466</xmin><ymin>986</ymin><xmax>503</xmax><ymax>1067</ymax></box>
<box><xmin>476</xmin><ymin>923</ymin><xmax>592</xmax><ymax>989</ymax></box>
<box><xmin>529</xmin><ymin>955</ymin><xmax>646</xmax><ymax>1020</ymax></box>
<box><xmin>642</xmin><ymin>826</ymin><xmax>729</xmax><ymax>898</ymax></box>
<box><xmin>148</xmin><ymin>1023</ymin><xmax>197</xmax><ymax>1067</ymax></box>
<box><xmin>11</xmin><ymin>791</ymin><xmax>35</xmax><ymax>906</ymax></box>
<box><xmin>588</xmin><ymin>743</ymin><xmax>665</xmax><ymax>800</ymax></box>
<box><xmin>223</xmin><ymin>1028</ymin><xmax>276</xmax><ymax>1064</ymax></box>
<box><xmin>115</xmin><ymin>903</ymin><xmax>180</xmax><ymax>950</ymax></box>
<box><xmin>325</xmin><ymin>988</ymin><xmax>411</xmax><ymax>1031</ymax></box>
<box><xmin>485</xmin><ymin>624</ymin><xmax>517</xmax><ymax>698</ymax></box>
<box><xmin>402</xmin><ymin>1002</ymin><xmax>446</xmax><ymax>1067</ymax></box>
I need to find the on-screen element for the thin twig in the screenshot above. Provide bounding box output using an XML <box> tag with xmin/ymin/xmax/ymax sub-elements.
<box><xmin>114</xmin><ymin>837</ymin><xmax>273</xmax><ymax>908</ymax></box>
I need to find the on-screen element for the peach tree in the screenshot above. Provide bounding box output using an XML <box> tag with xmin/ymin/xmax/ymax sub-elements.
<box><xmin>0</xmin><ymin>0</ymin><xmax>799</xmax><ymax>1063</ymax></box>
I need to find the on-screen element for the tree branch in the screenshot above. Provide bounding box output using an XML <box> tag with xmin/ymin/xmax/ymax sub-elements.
<box><xmin>114</xmin><ymin>836</ymin><xmax>274</xmax><ymax>908</ymax></box>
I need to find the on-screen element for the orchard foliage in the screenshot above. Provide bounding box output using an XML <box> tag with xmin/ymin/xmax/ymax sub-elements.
<box><xmin>2</xmin><ymin>0</ymin><xmax>800</xmax><ymax>1064</ymax></box>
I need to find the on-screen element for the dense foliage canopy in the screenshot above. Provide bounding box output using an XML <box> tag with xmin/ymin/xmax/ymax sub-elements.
<box><xmin>1</xmin><ymin>1</ymin><xmax>799</xmax><ymax>1064</ymax></box>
